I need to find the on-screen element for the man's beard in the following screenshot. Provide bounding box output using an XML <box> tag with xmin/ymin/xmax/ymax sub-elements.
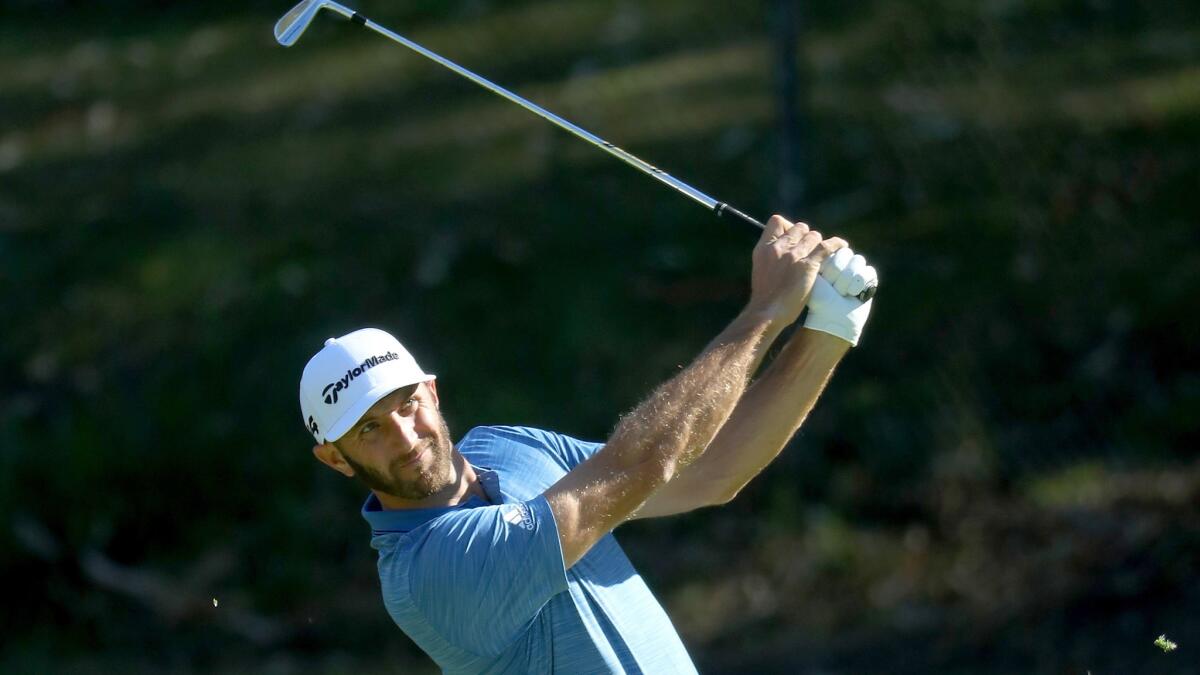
<box><xmin>344</xmin><ymin>415</ymin><xmax>456</xmax><ymax>501</ymax></box>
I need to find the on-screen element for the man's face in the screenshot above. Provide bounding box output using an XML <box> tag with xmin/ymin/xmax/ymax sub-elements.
<box><xmin>331</xmin><ymin>381</ymin><xmax>455</xmax><ymax>501</ymax></box>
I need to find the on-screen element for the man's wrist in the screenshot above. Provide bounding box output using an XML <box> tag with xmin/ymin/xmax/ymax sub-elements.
<box><xmin>802</xmin><ymin>312</ymin><xmax>861</xmax><ymax>346</ymax></box>
<box><xmin>794</xmin><ymin>326</ymin><xmax>853</xmax><ymax>357</ymax></box>
<box><xmin>764</xmin><ymin>326</ymin><xmax>849</xmax><ymax>381</ymax></box>
<box><xmin>741</xmin><ymin>298</ymin><xmax>797</xmax><ymax>331</ymax></box>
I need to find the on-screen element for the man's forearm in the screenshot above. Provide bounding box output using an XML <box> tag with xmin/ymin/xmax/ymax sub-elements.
<box><xmin>545</xmin><ymin>304</ymin><xmax>787</xmax><ymax>567</ymax></box>
<box><xmin>599</xmin><ymin>305</ymin><xmax>786</xmax><ymax>478</ymax></box>
<box><xmin>545</xmin><ymin>217</ymin><xmax>847</xmax><ymax>566</ymax></box>
<box><xmin>635</xmin><ymin>328</ymin><xmax>849</xmax><ymax>516</ymax></box>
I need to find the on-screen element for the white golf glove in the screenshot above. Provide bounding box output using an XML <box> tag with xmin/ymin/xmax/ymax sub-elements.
<box><xmin>803</xmin><ymin>247</ymin><xmax>878</xmax><ymax>346</ymax></box>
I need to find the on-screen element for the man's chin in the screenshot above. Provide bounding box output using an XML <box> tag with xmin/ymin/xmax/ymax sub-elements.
<box><xmin>385</xmin><ymin>453</ymin><xmax>453</xmax><ymax>500</ymax></box>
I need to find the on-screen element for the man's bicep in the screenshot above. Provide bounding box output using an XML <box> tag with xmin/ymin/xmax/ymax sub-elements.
<box><xmin>409</xmin><ymin>498</ymin><xmax>568</xmax><ymax>655</ymax></box>
<box><xmin>544</xmin><ymin>453</ymin><xmax>670</xmax><ymax>568</ymax></box>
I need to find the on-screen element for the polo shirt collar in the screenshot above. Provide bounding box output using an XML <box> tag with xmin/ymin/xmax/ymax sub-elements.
<box><xmin>361</xmin><ymin>466</ymin><xmax>503</xmax><ymax>534</ymax></box>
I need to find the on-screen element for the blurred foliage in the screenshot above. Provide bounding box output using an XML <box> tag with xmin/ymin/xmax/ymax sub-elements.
<box><xmin>2</xmin><ymin>0</ymin><xmax>1198</xmax><ymax>672</ymax></box>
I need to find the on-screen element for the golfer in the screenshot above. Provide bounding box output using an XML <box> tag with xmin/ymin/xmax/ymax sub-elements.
<box><xmin>299</xmin><ymin>216</ymin><xmax>877</xmax><ymax>674</ymax></box>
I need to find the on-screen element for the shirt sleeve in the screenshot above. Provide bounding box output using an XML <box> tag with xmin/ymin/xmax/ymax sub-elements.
<box><xmin>502</xmin><ymin>426</ymin><xmax>604</xmax><ymax>471</ymax></box>
<box><xmin>406</xmin><ymin>494</ymin><xmax>569</xmax><ymax>657</ymax></box>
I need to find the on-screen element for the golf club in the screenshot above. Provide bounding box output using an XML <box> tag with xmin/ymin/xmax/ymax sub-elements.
<box><xmin>274</xmin><ymin>0</ymin><xmax>877</xmax><ymax>301</ymax></box>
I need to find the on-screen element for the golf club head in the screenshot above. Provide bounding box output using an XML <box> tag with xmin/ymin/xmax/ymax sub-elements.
<box><xmin>275</xmin><ymin>0</ymin><xmax>356</xmax><ymax>47</ymax></box>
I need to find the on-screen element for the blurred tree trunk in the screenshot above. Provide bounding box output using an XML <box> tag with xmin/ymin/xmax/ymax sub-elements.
<box><xmin>771</xmin><ymin>0</ymin><xmax>805</xmax><ymax>216</ymax></box>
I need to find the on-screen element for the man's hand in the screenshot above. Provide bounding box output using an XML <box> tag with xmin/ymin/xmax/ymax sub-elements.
<box><xmin>749</xmin><ymin>216</ymin><xmax>848</xmax><ymax>324</ymax></box>
<box><xmin>804</xmin><ymin>247</ymin><xmax>878</xmax><ymax>346</ymax></box>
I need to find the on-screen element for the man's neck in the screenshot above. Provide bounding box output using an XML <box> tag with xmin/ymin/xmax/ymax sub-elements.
<box><xmin>374</xmin><ymin>451</ymin><xmax>490</xmax><ymax>510</ymax></box>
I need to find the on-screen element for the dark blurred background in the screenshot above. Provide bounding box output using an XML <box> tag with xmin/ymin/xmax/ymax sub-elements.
<box><xmin>2</xmin><ymin>0</ymin><xmax>1197</xmax><ymax>672</ymax></box>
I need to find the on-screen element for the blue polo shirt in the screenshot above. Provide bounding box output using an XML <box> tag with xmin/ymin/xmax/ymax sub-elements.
<box><xmin>362</xmin><ymin>425</ymin><xmax>697</xmax><ymax>674</ymax></box>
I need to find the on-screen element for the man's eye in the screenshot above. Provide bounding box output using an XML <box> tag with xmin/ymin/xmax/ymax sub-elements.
<box><xmin>360</xmin><ymin>422</ymin><xmax>378</xmax><ymax>435</ymax></box>
<box><xmin>401</xmin><ymin>398</ymin><xmax>418</xmax><ymax>411</ymax></box>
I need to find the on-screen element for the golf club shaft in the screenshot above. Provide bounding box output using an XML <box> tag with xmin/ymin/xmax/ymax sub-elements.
<box><xmin>333</xmin><ymin>7</ymin><xmax>763</xmax><ymax>230</ymax></box>
<box><xmin>316</xmin><ymin>3</ymin><xmax>876</xmax><ymax>301</ymax></box>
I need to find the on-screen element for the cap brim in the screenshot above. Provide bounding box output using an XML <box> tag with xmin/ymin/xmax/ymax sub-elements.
<box><xmin>322</xmin><ymin>374</ymin><xmax>436</xmax><ymax>443</ymax></box>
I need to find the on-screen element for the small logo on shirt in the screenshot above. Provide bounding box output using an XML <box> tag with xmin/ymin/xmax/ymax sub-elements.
<box><xmin>501</xmin><ymin>504</ymin><xmax>532</xmax><ymax>530</ymax></box>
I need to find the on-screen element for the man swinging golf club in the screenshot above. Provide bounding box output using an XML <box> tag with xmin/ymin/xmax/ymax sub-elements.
<box><xmin>300</xmin><ymin>216</ymin><xmax>877</xmax><ymax>673</ymax></box>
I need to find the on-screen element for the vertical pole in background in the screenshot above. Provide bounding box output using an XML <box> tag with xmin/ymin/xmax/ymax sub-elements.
<box><xmin>769</xmin><ymin>0</ymin><xmax>811</xmax><ymax>430</ymax></box>
<box><xmin>771</xmin><ymin>0</ymin><xmax>804</xmax><ymax>216</ymax></box>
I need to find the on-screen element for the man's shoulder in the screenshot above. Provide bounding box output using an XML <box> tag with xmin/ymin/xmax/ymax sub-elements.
<box><xmin>458</xmin><ymin>425</ymin><xmax>605</xmax><ymax>477</ymax></box>
<box><xmin>456</xmin><ymin>422</ymin><xmax>554</xmax><ymax>444</ymax></box>
<box><xmin>457</xmin><ymin>425</ymin><xmax>560</xmax><ymax>450</ymax></box>
<box><xmin>456</xmin><ymin>425</ymin><xmax>562</xmax><ymax>470</ymax></box>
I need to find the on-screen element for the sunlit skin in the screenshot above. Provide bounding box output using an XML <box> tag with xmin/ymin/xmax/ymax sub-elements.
<box><xmin>311</xmin><ymin>380</ymin><xmax>489</xmax><ymax>509</ymax></box>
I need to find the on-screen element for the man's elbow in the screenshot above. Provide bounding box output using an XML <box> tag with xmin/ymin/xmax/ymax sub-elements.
<box><xmin>709</xmin><ymin>485</ymin><xmax>743</xmax><ymax>507</ymax></box>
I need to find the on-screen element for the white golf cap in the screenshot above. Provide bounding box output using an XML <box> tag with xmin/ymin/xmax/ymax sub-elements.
<box><xmin>299</xmin><ymin>327</ymin><xmax>435</xmax><ymax>444</ymax></box>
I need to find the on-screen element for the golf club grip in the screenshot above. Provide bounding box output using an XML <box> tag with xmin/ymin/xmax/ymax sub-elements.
<box><xmin>716</xmin><ymin>203</ymin><xmax>877</xmax><ymax>302</ymax></box>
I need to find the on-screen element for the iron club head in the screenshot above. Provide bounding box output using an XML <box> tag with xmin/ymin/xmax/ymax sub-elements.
<box><xmin>274</xmin><ymin>0</ymin><xmax>356</xmax><ymax>47</ymax></box>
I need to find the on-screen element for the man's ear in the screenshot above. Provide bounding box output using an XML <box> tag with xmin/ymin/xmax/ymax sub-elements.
<box><xmin>312</xmin><ymin>442</ymin><xmax>356</xmax><ymax>478</ymax></box>
<box><xmin>425</xmin><ymin>379</ymin><xmax>440</xmax><ymax>409</ymax></box>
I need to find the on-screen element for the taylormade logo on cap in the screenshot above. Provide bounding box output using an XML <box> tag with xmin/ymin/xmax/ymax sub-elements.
<box><xmin>299</xmin><ymin>328</ymin><xmax>435</xmax><ymax>444</ymax></box>
<box><xmin>321</xmin><ymin>351</ymin><xmax>401</xmax><ymax>404</ymax></box>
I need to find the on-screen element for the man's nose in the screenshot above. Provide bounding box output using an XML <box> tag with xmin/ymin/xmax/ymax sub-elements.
<box><xmin>384</xmin><ymin>410</ymin><xmax>420</xmax><ymax>446</ymax></box>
